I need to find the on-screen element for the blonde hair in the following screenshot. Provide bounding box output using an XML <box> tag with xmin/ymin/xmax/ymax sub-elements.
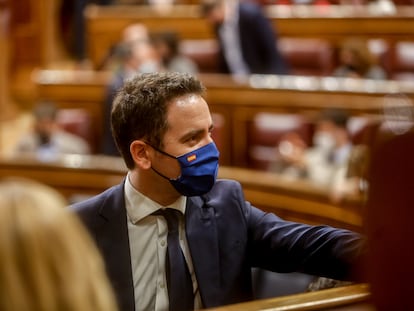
<box><xmin>0</xmin><ymin>178</ymin><xmax>118</xmax><ymax>311</ymax></box>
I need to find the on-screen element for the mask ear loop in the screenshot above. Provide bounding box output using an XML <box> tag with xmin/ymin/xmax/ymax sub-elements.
<box><xmin>144</xmin><ymin>142</ymin><xmax>177</xmax><ymax>159</ymax></box>
<box><xmin>145</xmin><ymin>142</ymin><xmax>181</xmax><ymax>181</ymax></box>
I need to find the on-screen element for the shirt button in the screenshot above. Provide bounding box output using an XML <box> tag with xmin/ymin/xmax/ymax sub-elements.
<box><xmin>160</xmin><ymin>283</ymin><xmax>165</xmax><ymax>289</ymax></box>
<box><xmin>160</xmin><ymin>240</ymin><xmax>166</xmax><ymax>247</ymax></box>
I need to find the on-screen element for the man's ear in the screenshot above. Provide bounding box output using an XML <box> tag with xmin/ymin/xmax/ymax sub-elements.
<box><xmin>130</xmin><ymin>140</ymin><xmax>152</xmax><ymax>169</ymax></box>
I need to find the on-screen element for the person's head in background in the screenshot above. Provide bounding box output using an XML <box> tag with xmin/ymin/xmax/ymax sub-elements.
<box><xmin>201</xmin><ymin>0</ymin><xmax>234</xmax><ymax>26</ymax></box>
<box><xmin>112</xmin><ymin>41</ymin><xmax>157</xmax><ymax>76</ymax></box>
<box><xmin>99</xmin><ymin>23</ymin><xmax>153</xmax><ymax>71</ymax></box>
<box><xmin>105</xmin><ymin>23</ymin><xmax>162</xmax><ymax>74</ymax></box>
<box><xmin>112</xmin><ymin>23</ymin><xmax>161</xmax><ymax>74</ymax></box>
<box><xmin>313</xmin><ymin>108</ymin><xmax>351</xmax><ymax>152</ymax></box>
<box><xmin>122</xmin><ymin>23</ymin><xmax>149</xmax><ymax>44</ymax></box>
<box><xmin>150</xmin><ymin>31</ymin><xmax>199</xmax><ymax>74</ymax></box>
<box><xmin>32</xmin><ymin>101</ymin><xmax>59</xmax><ymax>145</ymax></box>
<box><xmin>0</xmin><ymin>177</ymin><xmax>118</xmax><ymax>311</ymax></box>
<box><xmin>151</xmin><ymin>31</ymin><xmax>180</xmax><ymax>67</ymax></box>
<box><xmin>336</xmin><ymin>37</ymin><xmax>385</xmax><ymax>79</ymax></box>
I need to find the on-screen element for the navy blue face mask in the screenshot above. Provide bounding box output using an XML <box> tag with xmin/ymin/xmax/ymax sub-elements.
<box><xmin>150</xmin><ymin>142</ymin><xmax>220</xmax><ymax>197</ymax></box>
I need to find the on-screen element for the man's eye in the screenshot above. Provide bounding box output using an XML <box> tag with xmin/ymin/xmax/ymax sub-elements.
<box><xmin>188</xmin><ymin>136</ymin><xmax>198</xmax><ymax>142</ymax></box>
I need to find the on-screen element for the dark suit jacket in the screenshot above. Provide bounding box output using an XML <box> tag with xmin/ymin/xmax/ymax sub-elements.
<box><xmin>71</xmin><ymin>179</ymin><xmax>363</xmax><ymax>311</ymax></box>
<box><xmin>215</xmin><ymin>2</ymin><xmax>289</xmax><ymax>75</ymax></box>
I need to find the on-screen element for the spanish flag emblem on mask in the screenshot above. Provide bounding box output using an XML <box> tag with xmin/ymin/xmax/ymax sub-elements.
<box><xmin>187</xmin><ymin>154</ymin><xmax>197</xmax><ymax>162</ymax></box>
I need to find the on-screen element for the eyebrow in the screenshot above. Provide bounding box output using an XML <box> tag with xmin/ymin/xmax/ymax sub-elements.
<box><xmin>179</xmin><ymin>124</ymin><xmax>214</xmax><ymax>144</ymax></box>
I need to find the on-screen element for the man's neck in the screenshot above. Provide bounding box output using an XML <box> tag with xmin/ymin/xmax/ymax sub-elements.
<box><xmin>129</xmin><ymin>170</ymin><xmax>181</xmax><ymax>206</ymax></box>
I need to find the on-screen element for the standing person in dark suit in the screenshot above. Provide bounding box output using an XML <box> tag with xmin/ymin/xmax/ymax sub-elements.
<box><xmin>201</xmin><ymin>0</ymin><xmax>289</xmax><ymax>77</ymax></box>
<box><xmin>71</xmin><ymin>72</ymin><xmax>364</xmax><ymax>311</ymax></box>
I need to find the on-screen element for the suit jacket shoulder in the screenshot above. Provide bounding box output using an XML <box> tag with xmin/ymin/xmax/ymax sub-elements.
<box><xmin>69</xmin><ymin>182</ymin><xmax>135</xmax><ymax>311</ymax></box>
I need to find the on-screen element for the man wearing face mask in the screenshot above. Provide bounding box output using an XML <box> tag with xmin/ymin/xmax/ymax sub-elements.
<box><xmin>70</xmin><ymin>73</ymin><xmax>365</xmax><ymax>311</ymax></box>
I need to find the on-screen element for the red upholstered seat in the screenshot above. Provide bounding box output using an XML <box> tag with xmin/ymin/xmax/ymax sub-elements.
<box><xmin>180</xmin><ymin>39</ymin><xmax>219</xmax><ymax>73</ymax></box>
<box><xmin>278</xmin><ymin>38</ymin><xmax>335</xmax><ymax>76</ymax></box>
<box><xmin>180</xmin><ymin>37</ymin><xmax>336</xmax><ymax>77</ymax></box>
<box><xmin>247</xmin><ymin>113</ymin><xmax>313</xmax><ymax>170</ymax></box>
<box><xmin>388</xmin><ymin>41</ymin><xmax>414</xmax><ymax>81</ymax></box>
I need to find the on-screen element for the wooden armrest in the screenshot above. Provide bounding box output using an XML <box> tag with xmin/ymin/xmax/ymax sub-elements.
<box><xmin>204</xmin><ymin>283</ymin><xmax>371</xmax><ymax>311</ymax></box>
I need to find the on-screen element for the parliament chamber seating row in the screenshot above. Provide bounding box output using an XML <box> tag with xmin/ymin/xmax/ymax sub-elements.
<box><xmin>180</xmin><ymin>37</ymin><xmax>414</xmax><ymax>80</ymax></box>
<box><xmin>246</xmin><ymin>112</ymin><xmax>394</xmax><ymax>170</ymax></box>
<box><xmin>179</xmin><ymin>38</ymin><xmax>338</xmax><ymax>76</ymax></box>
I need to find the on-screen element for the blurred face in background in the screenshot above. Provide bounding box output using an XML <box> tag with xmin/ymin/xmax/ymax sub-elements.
<box><xmin>313</xmin><ymin>120</ymin><xmax>337</xmax><ymax>151</ymax></box>
<box><xmin>35</xmin><ymin>117</ymin><xmax>56</xmax><ymax>145</ymax></box>
<box><xmin>205</xmin><ymin>2</ymin><xmax>225</xmax><ymax>26</ymax></box>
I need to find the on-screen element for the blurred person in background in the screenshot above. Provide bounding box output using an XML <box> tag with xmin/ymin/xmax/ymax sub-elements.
<box><xmin>0</xmin><ymin>177</ymin><xmax>118</xmax><ymax>311</ymax></box>
<box><xmin>333</xmin><ymin>37</ymin><xmax>387</xmax><ymax>80</ymax></box>
<box><xmin>330</xmin><ymin>144</ymin><xmax>370</xmax><ymax>203</ymax></box>
<box><xmin>201</xmin><ymin>0</ymin><xmax>289</xmax><ymax>78</ymax></box>
<box><xmin>13</xmin><ymin>101</ymin><xmax>90</xmax><ymax>161</ymax></box>
<box><xmin>103</xmin><ymin>23</ymin><xmax>161</xmax><ymax>73</ymax></box>
<box><xmin>102</xmin><ymin>23</ymin><xmax>162</xmax><ymax>155</ymax></box>
<box><xmin>151</xmin><ymin>31</ymin><xmax>199</xmax><ymax>74</ymax></box>
<box><xmin>273</xmin><ymin>108</ymin><xmax>359</xmax><ymax>200</ymax></box>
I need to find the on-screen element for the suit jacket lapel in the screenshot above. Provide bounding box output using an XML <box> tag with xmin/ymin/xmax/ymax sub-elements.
<box><xmin>96</xmin><ymin>183</ymin><xmax>136</xmax><ymax>311</ymax></box>
<box><xmin>186</xmin><ymin>196</ymin><xmax>222</xmax><ymax>308</ymax></box>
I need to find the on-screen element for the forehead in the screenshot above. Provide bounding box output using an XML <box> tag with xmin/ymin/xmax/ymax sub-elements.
<box><xmin>165</xmin><ymin>94</ymin><xmax>211</xmax><ymax>126</ymax></box>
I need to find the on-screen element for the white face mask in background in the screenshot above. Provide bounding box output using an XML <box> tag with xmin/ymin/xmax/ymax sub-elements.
<box><xmin>313</xmin><ymin>132</ymin><xmax>336</xmax><ymax>151</ymax></box>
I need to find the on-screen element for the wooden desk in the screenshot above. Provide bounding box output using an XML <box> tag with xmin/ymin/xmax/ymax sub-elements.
<box><xmin>85</xmin><ymin>4</ymin><xmax>414</xmax><ymax>68</ymax></box>
<box><xmin>0</xmin><ymin>154</ymin><xmax>126</xmax><ymax>199</ymax></box>
<box><xmin>0</xmin><ymin>154</ymin><xmax>363</xmax><ymax>231</ymax></box>
<box><xmin>33</xmin><ymin>70</ymin><xmax>414</xmax><ymax>167</ymax></box>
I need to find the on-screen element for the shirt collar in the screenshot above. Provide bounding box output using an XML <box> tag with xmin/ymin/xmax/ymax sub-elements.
<box><xmin>124</xmin><ymin>172</ymin><xmax>187</xmax><ymax>224</ymax></box>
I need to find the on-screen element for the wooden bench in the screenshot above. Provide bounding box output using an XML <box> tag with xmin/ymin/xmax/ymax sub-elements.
<box><xmin>0</xmin><ymin>154</ymin><xmax>363</xmax><ymax>232</ymax></box>
<box><xmin>33</xmin><ymin>69</ymin><xmax>414</xmax><ymax>167</ymax></box>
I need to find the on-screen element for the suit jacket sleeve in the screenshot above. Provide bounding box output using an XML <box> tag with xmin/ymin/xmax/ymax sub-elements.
<box><xmin>208</xmin><ymin>179</ymin><xmax>365</xmax><ymax>281</ymax></box>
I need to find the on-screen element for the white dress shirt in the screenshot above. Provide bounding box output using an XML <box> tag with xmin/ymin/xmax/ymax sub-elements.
<box><xmin>124</xmin><ymin>174</ymin><xmax>202</xmax><ymax>311</ymax></box>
